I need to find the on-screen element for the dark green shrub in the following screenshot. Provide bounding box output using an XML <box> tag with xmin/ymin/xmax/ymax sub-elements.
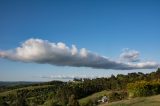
<box><xmin>108</xmin><ymin>91</ymin><xmax>128</xmax><ymax>102</ymax></box>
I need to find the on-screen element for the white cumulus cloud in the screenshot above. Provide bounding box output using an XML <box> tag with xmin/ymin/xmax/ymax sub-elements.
<box><xmin>0</xmin><ymin>38</ymin><xmax>159</xmax><ymax>70</ymax></box>
<box><xmin>120</xmin><ymin>48</ymin><xmax>140</xmax><ymax>62</ymax></box>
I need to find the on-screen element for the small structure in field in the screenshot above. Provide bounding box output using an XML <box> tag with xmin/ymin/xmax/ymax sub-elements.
<box><xmin>97</xmin><ymin>96</ymin><xmax>108</xmax><ymax>103</ymax></box>
<box><xmin>102</xmin><ymin>96</ymin><xmax>108</xmax><ymax>103</ymax></box>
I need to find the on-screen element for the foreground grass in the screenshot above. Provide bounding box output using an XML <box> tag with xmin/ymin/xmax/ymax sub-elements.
<box><xmin>100</xmin><ymin>94</ymin><xmax>160</xmax><ymax>106</ymax></box>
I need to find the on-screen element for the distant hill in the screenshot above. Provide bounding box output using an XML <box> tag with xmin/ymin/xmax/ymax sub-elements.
<box><xmin>0</xmin><ymin>81</ymin><xmax>40</xmax><ymax>87</ymax></box>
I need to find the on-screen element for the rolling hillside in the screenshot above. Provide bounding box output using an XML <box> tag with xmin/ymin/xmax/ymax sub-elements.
<box><xmin>1</xmin><ymin>69</ymin><xmax>160</xmax><ymax>106</ymax></box>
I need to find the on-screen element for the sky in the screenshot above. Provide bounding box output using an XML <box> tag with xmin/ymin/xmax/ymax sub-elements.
<box><xmin>0</xmin><ymin>0</ymin><xmax>160</xmax><ymax>81</ymax></box>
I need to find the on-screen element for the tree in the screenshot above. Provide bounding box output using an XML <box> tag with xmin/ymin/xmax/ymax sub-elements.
<box><xmin>0</xmin><ymin>97</ymin><xmax>9</xmax><ymax>106</ymax></box>
<box><xmin>67</xmin><ymin>94</ymin><xmax>79</xmax><ymax>106</ymax></box>
<box><xmin>16</xmin><ymin>90</ymin><xmax>29</xmax><ymax>106</ymax></box>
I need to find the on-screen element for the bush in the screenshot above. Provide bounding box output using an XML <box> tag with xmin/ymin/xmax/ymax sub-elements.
<box><xmin>108</xmin><ymin>91</ymin><xmax>128</xmax><ymax>102</ymax></box>
<box><xmin>127</xmin><ymin>80</ymin><xmax>160</xmax><ymax>98</ymax></box>
<box><xmin>68</xmin><ymin>94</ymin><xmax>80</xmax><ymax>106</ymax></box>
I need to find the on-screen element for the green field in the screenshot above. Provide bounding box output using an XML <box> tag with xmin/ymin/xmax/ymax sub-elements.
<box><xmin>100</xmin><ymin>94</ymin><xmax>160</xmax><ymax>106</ymax></box>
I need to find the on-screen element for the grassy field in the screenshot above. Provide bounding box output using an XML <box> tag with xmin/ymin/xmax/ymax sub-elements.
<box><xmin>99</xmin><ymin>94</ymin><xmax>160</xmax><ymax>106</ymax></box>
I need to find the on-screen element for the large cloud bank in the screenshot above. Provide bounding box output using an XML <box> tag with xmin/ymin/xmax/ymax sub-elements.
<box><xmin>0</xmin><ymin>38</ymin><xmax>159</xmax><ymax>70</ymax></box>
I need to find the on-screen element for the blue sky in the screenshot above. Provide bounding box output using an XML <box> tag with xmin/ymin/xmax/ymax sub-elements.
<box><xmin>0</xmin><ymin>0</ymin><xmax>160</xmax><ymax>81</ymax></box>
